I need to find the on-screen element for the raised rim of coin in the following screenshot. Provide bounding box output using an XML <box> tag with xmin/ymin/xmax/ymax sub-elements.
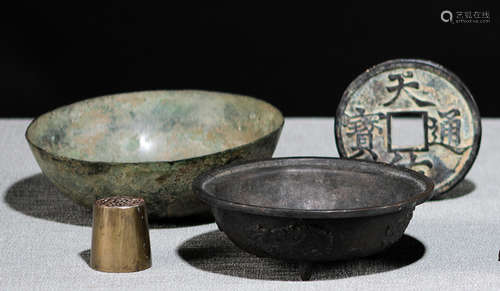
<box><xmin>335</xmin><ymin>59</ymin><xmax>481</xmax><ymax>197</ymax></box>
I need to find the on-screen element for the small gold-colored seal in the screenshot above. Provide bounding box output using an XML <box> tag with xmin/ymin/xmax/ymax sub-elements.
<box><xmin>90</xmin><ymin>196</ymin><xmax>151</xmax><ymax>272</ymax></box>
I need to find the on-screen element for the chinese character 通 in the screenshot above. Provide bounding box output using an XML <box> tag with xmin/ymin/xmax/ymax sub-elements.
<box><xmin>439</xmin><ymin>109</ymin><xmax>461</xmax><ymax>146</ymax></box>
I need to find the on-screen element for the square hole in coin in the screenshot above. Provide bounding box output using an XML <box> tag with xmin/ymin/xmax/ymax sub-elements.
<box><xmin>389</xmin><ymin>112</ymin><xmax>428</xmax><ymax>152</ymax></box>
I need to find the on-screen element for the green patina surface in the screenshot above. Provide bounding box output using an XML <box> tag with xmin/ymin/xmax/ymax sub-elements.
<box><xmin>26</xmin><ymin>90</ymin><xmax>284</xmax><ymax>219</ymax></box>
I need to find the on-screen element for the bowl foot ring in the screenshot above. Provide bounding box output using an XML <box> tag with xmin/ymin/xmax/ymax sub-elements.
<box><xmin>298</xmin><ymin>262</ymin><xmax>314</xmax><ymax>281</ymax></box>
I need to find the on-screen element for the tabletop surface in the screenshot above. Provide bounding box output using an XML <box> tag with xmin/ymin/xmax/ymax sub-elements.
<box><xmin>1</xmin><ymin>118</ymin><xmax>499</xmax><ymax>290</ymax></box>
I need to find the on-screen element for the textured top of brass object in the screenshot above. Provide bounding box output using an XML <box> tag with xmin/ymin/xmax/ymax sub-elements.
<box><xmin>95</xmin><ymin>196</ymin><xmax>145</xmax><ymax>207</ymax></box>
<box><xmin>90</xmin><ymin>196</ymin><xmax>151</xmax><ymax>273</ymax></box>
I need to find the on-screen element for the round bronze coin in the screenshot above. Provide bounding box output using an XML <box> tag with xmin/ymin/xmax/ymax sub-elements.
<box><xmin>335</xmin><ymin>59</ymin><xmax>481</xmax><ymax>198</ymax></box>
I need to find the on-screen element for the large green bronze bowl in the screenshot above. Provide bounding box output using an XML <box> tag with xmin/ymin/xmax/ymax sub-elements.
<box><xmin>26</xmin><ymin>90</ymin><xmax>284</xmax><ymax>219</ymax></box>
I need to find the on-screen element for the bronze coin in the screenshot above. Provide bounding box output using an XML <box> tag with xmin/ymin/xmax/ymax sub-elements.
<box><xmin>335</xmin><ymin>59</ymin><xmax>481</xmax><ymax>198</ymax></box>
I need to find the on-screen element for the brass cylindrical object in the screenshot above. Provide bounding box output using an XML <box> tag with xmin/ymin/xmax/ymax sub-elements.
<box><xmin>90</xmin><ymin>196</ymin><xmax>151</xmax><ymax>272</ymax></box>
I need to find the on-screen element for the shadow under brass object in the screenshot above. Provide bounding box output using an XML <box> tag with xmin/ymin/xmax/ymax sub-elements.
<box><xmin>194</xmin><ymin>157</ymin><xmax>434</xmax><ymax>280</ymax></box>
<box><xmin>91</xmin><ymin>196</ymin><xmax>151</xmax><ymax>272</ymax></box>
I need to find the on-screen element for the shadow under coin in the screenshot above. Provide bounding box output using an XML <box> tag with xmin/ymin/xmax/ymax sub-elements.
<box><xmin>431</xmin><ymin>179</ymin><xmax>476</xmax><ymax>201</ymax></box>
<box><xmin>177</xmin><ymin>230</ymin><xmax>426</xmax><ymax>281</ymax></box>
<box><xmin>4</xmin><ymin>173</ymin><xmax>214</xmax><ymax>228</ymax></box>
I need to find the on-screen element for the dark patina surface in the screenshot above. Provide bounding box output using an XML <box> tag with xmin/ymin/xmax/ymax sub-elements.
<box><xmin>194</xmin><ymin>157</ymin><xmax>433</xmax><ymax>280</ymax></box>
<box><xmin>335</xmin><ymin>59</ymin><xmax>481</xmax><ymax>198</ymax></box>
<box><xmin>26</xmin><ymin>90</ymin><xmax>283</xmax><ymax>219</ymax></box>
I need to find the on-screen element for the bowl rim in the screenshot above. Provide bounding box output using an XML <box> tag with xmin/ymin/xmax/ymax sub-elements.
<box><xmin>25</xmin><ymin>89</ymin><xmax>284</xmax><ymax>165</ymax></box>
<box><xmin>194</xmin><ymin>157</ymin><xmax>434</xmax><ymax>219</ymax></box>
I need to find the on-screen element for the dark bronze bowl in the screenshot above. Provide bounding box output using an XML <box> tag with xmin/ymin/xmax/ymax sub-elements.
<box><xmin>26</xmin><ymin>90</ymin><xmax>283</xmax><ymax>219</ymax></box>
<box><xmin>194</xmin><ymin>157</ymin><xmax>433</xmax><ymax>272</ymax></box>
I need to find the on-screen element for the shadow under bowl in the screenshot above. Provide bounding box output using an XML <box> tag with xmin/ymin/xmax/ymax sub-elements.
<box><xmin>194</xmin><ymin>157</ymin><xmax>433</xmax><ymax>262</ymax></box>
<box><xmin>25</xmin><ymin>90</ymin><xmax>283</xmax><ymax>219</ymax></box>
